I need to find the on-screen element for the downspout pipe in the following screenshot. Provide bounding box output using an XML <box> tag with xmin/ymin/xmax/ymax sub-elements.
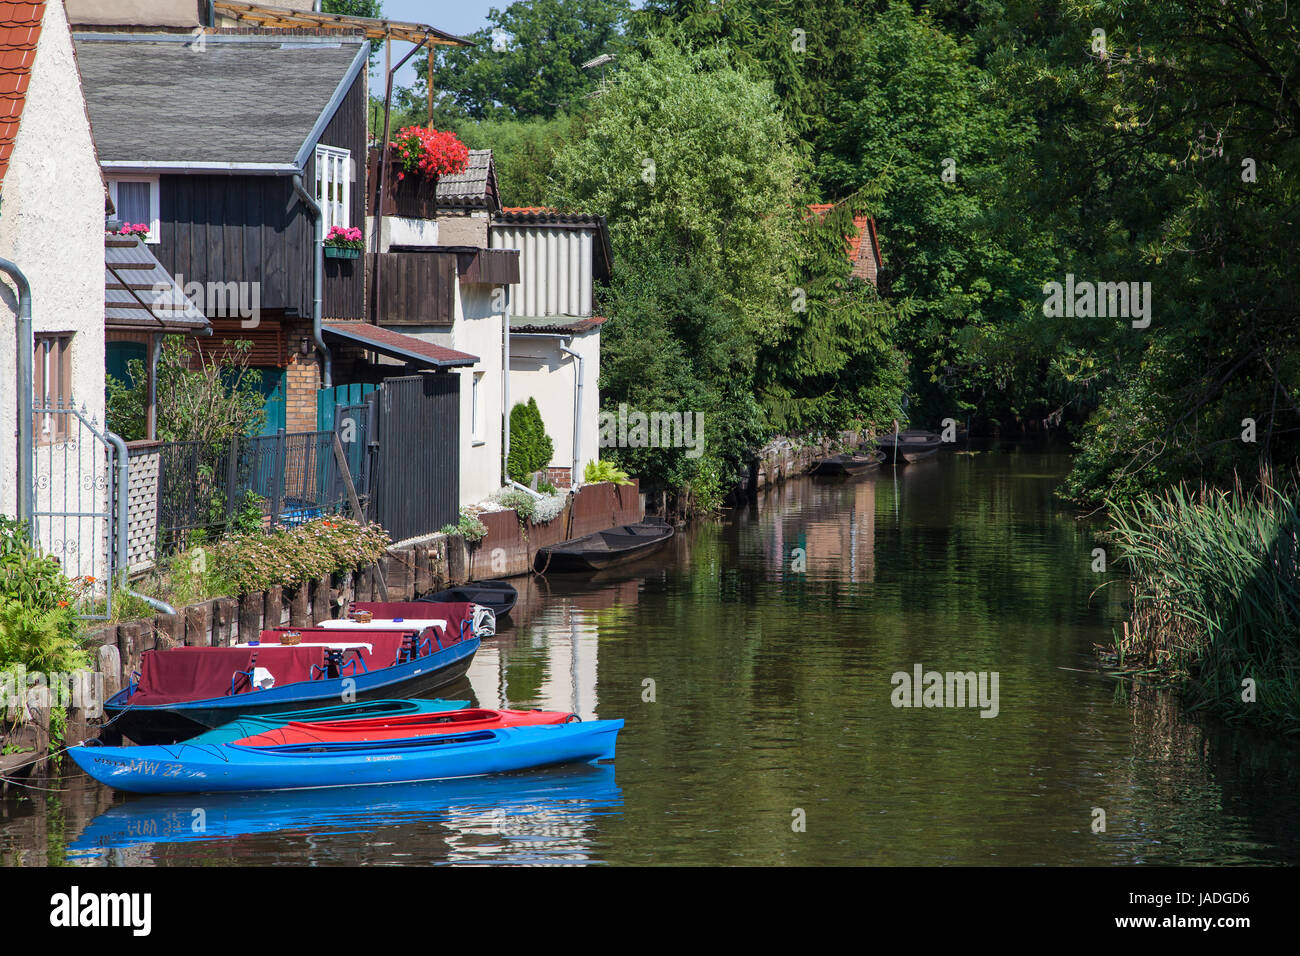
<box><xmin>0</xmin><ymin>257</ymin><xmax>34</xmax><ymax>533</ymax></box>
<box><xmin>558</xmin><ymin>338</ymin><xmax>584</xmax><ymax>489</ymax></box>
<box><xmin>292</xmin><ymin>173</ymin><xmax>331</xmax><ymax>388</ymax></box>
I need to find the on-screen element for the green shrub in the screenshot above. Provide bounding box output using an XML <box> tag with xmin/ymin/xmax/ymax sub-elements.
<box><xmin>440</xmin><ymin>509</ymin><xmax>488</xmax><ymax>544</ymax></box>
<box><xmin>207</xmin><ymin>517</ymin><xmax>390</xmax><ymax>594</ymax></box>
<box><xmin>507</xmin><ymin>398</ymin><xmax>554</xmax><ymax>484</ymax></box>
<box><xmin>583</xmin><ymin>459</ymin><xmax>633</xmax><ymax>486</ymax></box>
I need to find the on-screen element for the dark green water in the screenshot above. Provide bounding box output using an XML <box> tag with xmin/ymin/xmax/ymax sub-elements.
<box><xmin>5</xmin><ymin>446</ymin><xmax>1300</xmax><ymax>866</ymax></box>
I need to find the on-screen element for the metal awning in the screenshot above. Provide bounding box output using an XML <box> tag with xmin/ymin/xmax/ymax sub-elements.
<box><xmin>105</xmin><ymin>235</ymin><xmax>211</xmax><ymax>334</ymax></box>
<box><xmin>323</xmin><ymin>322</ymin><xmax>478</xmax><ymax>369</ymax></box>
<box><xmin>212</xmin><ymin>2</ymin><xmax>473</xmax><ymax>46</ymax></box>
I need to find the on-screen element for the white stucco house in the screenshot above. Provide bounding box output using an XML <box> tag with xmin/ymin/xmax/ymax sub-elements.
<box><xmin>491</xmin><ymin>207</ymin><xmax>612</xmax><ymax>489</ymax></box>
<box><xmin>0</xmin><ymin>0</ymin><xmax>108</xmax><ymax>579</ymax></box>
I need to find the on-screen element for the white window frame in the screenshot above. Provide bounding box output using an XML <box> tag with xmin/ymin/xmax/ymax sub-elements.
<box><xmin>315</xmin><ymin>145</ymin><xmax>352</xmax><ymax>232</ymax></box>
<box><xmin>107</xmin><ymin>176</ymin><xmax>160</xmax><ymax>244</ymax></box>
<box><xmin>471</xmin><ymin>370</ymin><xmax>486</xmax><ymax>445</ymax></box>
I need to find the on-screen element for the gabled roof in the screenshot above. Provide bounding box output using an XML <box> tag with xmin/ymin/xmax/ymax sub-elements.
<box><xmin>105</xmin><ymin>233</ymin><xmax>211</xmax><ymax>333</ymax></box>
<box><xmin>435</xmin><ymin>149</ymin><xmax>498</xmax><ymax>209</ymax></box>
<box><xmin>323</xmin><ymin>322</ymin><xmax>478</xmax><ymax>369</ymax></box>
<box><xmin>805</xmin><ymin>202</ymin><xmax>883</xmax><ymax>282</ymax></box>
<box><xmin>72</xmin><ymin>32</ymin><xmax>366</xmax><ymax>169</ymax></box>
<box><xmin>0</xmin><ymin>1</ymin><xmax>46</xmax><ymax>195</ymax></box>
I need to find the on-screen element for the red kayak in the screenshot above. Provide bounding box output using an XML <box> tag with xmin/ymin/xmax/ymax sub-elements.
<box><xmin>231</xmin><ymin>708</ymin><xmax>578</xmax><ymax>748</ymax></box>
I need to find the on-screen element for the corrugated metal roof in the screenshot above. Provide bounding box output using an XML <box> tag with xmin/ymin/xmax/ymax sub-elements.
<box><xmin>510</xmin><ymin>315</ymin><xmax>607</xmax><ymax>335</ymax></box>
<box><xmin>323</xmin><ymin>321</ymin><xmax>478</xmax><ymax>368</ymax></box>
<box><xmin>72</xmin><ymin>33</ymin><xmax>365</xmax><ymax>166</ymax></box>
<box><xmin>105</xmin><ymin>234</ymin><xmax>211</xmax><ymax>333</ymax></box>
<box><xmin>435</xmin><ymin>148</ymin><xmax>497</xmax><ymax>207</ymax></box>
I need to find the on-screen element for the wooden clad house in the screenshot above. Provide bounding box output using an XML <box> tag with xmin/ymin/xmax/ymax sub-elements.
<box><xmin>74</xmin><ymin>30</ymin><xmax>368</xmax><ymax>435</ymax></box>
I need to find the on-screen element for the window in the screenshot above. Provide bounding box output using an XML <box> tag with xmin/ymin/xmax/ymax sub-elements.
<box><xmin>34</xmin><ymin>333</ymin><xmax>73</xmax><ymax>443</ymax></box>
<box><xmin>315</xmin><ymin>145</ymin><xmax>351</xmax><ymax>231</ymax></box>
<box><xmin>471</xmin><ymin>371</ymin><xmax>485</xmax><ymax>445</ymax></box>
<box><xmin>107</xmin><ymin>176</ymin><xmax>160</xmax><ymax>243</ymax></box>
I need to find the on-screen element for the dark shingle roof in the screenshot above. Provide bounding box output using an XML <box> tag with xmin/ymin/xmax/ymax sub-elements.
<box><xmin>72</xmin><ymin>33</ymin><xmax>366</xmax><ymax>167</ymax></box>
<box><xmin>323</xmin><ymin>322</ymin><xmax>477</xmax><ymax>369</ymax></box>
<box><xmin>435</xmin><ymin>148</ymin><xmax>497</xmax><ymax>208</ymax></box>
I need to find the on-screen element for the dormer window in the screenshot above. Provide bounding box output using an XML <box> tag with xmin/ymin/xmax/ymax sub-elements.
<box><xmin>315</xmin><ymin>145</ymin><xmax>351</xmax><ymax>231</ymax></box>
<box><xmin>107</xmin><ymin>176</ymin><xmax>160</xmax><ymax>244</ymax></box>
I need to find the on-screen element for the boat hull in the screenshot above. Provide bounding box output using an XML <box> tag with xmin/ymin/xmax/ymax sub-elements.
<box><xmin>419</xmin><ymin>580</ymin><xmax>518</xmax><ymax>617</ymax></box>
<box><xmin>535</xmin><ymin>521</ymin><xmax>674</xmax><ymax>573</ymax></box>
<box><xmin>874</xmin><ymin>431</ymin><xmax>944</xmax><ymax>464</ymax></box>
<box><xmin>70</xmin><ymin>720</ymin><xmax>624</xmax><ymax>794</ymax></box>
<box><xmin>101</xmin><ymin>638</ymin><xmax>479</xmax><ymax>745</ymax></box>
<box><xmin>810</xmin><ymin>451</ymin><xmax>885</xmax><ymax>477</ymax></box>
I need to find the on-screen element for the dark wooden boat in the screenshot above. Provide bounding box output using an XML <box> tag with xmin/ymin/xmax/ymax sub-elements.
<box><xmin>535</xmin><ymin>519</ymin><xmax>675</xmax><ymax>573</ymax></box>
<box><xmin>874</xmin><ymin>430</ymin><xmax>944</xmax><ymax>464</ymax></box>
<box><xmin>417</xmin><ymin>579</ymin><xmax>517</xmax><ymax>618</ymax></box>
<box><xmin>810</xmin><ymin>449</ymin><xmax>886</xmax><ymax>477</ymax></box>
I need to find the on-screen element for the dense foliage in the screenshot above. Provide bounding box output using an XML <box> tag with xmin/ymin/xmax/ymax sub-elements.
<box><xmin>207</xmin><ymin>518</ymin><xmax>391</xmax><ymax>595</ymax></box>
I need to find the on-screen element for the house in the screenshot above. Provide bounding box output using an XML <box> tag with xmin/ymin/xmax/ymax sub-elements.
<box><xmin>806</xmin><ymin>202</ymin><xmax>884</xmax><ymax>287</ymax></box>
<box><xmin>73</xmin><ymin>30</ymin><xmax>374</xmax><ymax>436</ymax></box>
<box><xmin>0</xmin><ymin>0</ymin><xmax>109</xmax><ymax>580</ymax></box>
<box><xmin>364</xmin><ymin>145</ymin><xmax>519</xmax><ymax>510</ymax></box>
<box><xmin>490</xmin><ymin>206</ymin><xmax>613</xmax><ymax>488</ymax></box>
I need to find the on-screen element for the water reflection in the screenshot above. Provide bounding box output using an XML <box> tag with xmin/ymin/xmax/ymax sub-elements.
<box><xmin>66</xmin><ymin>765</ymin><xmax>621</xmax><ymax>866</ymax></box>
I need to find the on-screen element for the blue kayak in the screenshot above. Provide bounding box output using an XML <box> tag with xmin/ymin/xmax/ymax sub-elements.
<box><xmin>70</xmin><ymin>720</ymin><xmax>624</xmax><ymax>794</ymax></box>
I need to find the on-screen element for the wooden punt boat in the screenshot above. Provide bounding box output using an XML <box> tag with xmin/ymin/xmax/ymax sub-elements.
<box><xmin>69</xmin><ymin>720</ymin><xmax>625</xmax><ymax>794</ymax></box>
<box><xmin>873</xmin><ymin>430</ymin><xmax>945</xmax><ymax>464</ymax></box>
<box><xmin>101</xmin><ymin>603</ymin><xmax>482</xmax><ymax>745</ymax></box>
<box><xmin>534</xmin><ymin>519</ymin><xmax>675</xmax><ymax>573</ymax></box>
<box><xmin>417</xmin><ymin>580</ymin><xmax>518</xmax><ymax>618</ymax></box>
<box><xmin>810</xmin><ymin>449</ymin><xmax>886</xmax><ymax>477</ymax></box>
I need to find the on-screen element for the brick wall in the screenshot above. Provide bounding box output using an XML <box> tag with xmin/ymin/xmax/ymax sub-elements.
<box><xmin>284</xmin><ymin>349</ymin><xmax>320</xmax><ymax>434</ymax></box>
<box><xmin>545</xmin><ymin>466</ymin><xmax>572</xmax><ymax>489</ymax></box>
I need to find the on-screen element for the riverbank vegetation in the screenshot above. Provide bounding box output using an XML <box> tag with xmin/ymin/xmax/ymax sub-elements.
<box><xmin>1104</xmin><ymin>474</ymin><xmax>1300</xmax><ymax>730</ymax></box>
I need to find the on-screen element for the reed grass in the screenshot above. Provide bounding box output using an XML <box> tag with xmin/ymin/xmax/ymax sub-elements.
<box><xmin>1105</xmin><ymin>469</ymin><xmax>1300</xmax><ymax>731</ymax></box>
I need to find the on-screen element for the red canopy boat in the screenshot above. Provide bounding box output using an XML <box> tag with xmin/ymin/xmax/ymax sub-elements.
<box><xmin>232</xmin><ymin>708</ymin><xmax>578</xmax><ymax>748</ymax></box>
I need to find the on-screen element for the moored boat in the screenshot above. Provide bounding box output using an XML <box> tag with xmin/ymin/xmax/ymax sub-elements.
<box><xmin>810</xmin><ymin>449</ymin><xmax>886</xmax><ymax>477</ymax></box>
<box><xmin>417</xmin><ymin>580</ymin><xmax>518</xmax><ymax>618</ymax></box>
<box><xmin>535</xmin><ymin>519</ymin><xmax>674</xmax><ymax>573</ymax></box>
<box><xmin>101</xmin><ymin>603</ymin><xmax>482</xmax><ymax>745</ymax></box>
<box><xmin>69</xmin><ymin>720</ymin><xmax>625</xmax><ymax>794</ymax></box>
<box><xmin>235</xmin><ymin>707</ymin><xmax>578</xmax><ymax>747</ymax></box>
<box><xmin>183</xmin><ymin>698</ymin><xmax>473</xmax><ymax>746</ymax></box>
<box><xmin>873</xmin><ymin>429</ymin><xmax>945</xmax><ymax>464</ymax></box>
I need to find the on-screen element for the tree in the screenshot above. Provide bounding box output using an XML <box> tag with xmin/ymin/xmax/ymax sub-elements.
<box><xmin>106</xmin><ymin>339</ymin><xmax>267</xmax><ymax>445</ymax></box>
<box><xmin>507</xmin><ymin>398</ymin><xmax>554</xmax><ymax>483</ymax></box>
<box><xmin>403</xmin><ymin>0</ymin><xmax>633</xmax><ymax>121</ymax></box>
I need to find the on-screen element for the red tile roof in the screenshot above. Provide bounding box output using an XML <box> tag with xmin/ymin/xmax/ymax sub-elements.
<box><xmin>0</xmin><ymin>1</ymin><xmax>45</xmax><ymax>195</ymax></box>
<box><xmin>804</xmin><ymin>202</ymin><xmax>883</xmax><ymax>282</ymax></box>
<box><xmin>323</xmin><ymin>321</ymin><xmax>478</xmax><ymax>368</ymax></box>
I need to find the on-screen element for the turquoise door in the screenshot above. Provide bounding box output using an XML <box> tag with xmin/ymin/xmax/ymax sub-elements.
<box><xmin>253</xmin><ymin>368</ymin><xmax>286</xmax><ymax>436</ymax></box>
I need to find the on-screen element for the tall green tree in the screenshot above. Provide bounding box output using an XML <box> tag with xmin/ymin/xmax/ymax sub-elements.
<box><xmin>403</xmin><ymin>0</ymin><xmax>632</xmax><ymax>120</ymax></box>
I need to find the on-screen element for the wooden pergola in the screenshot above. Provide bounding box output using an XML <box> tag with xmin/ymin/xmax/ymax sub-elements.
<box><xmin>211</xmin><ymin>2</ymin><xmax>473</xmax><ymax>123</ymax></box>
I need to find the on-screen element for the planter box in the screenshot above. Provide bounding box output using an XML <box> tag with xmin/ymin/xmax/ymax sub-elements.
<box><xmin>366</xmin><ymin>148</ymin><xmax>439</xmax><ymax>219</ymax></box>
<box><xmin>324</xmin><ymin>245</ymin><xmax>362</xmax><ymax>260</ymax></box>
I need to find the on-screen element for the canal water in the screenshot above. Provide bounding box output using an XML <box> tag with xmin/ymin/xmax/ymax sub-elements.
<box><xmin>5</xmin><ymin>445</ymin><xmax>1299</xmax><ymax>866</ymax></box>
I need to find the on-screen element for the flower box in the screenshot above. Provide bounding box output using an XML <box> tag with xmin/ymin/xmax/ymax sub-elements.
<box><xmin>324</xmin><ymin>246</ymin><xmax>361</xmax><ymax>260</ymax></box>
